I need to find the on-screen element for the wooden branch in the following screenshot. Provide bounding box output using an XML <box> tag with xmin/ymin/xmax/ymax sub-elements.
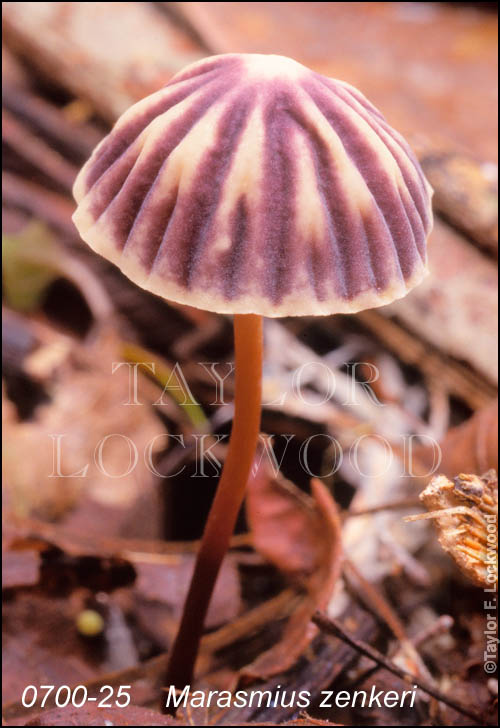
<box><xmin>2</xmin><ymin>1</ymin><xmax>203</xmax><ymax>121</ymax></box>
<box><xmin>312</xmin><ymin>611</ymin><xmax>492</xmax><ymax>726</ymax></box>
<box><xmin>2</xmin><ymin>108</ymin><xmax>78</xmax><ymax>193</ymax></box>
<box><xmin>355</xmin><ymin>309</ymin><xmax>496</xmax><ymax>411</ymax></box>
<box><xmin>420</xmin><ymin>149</ymin><xmax>498</xmax><ymax>257</ymax></box>
<box><xmin>381</xmin><ymin>220</ymin><xmax>498</xmax><ymax>386</ymax></box>
<box><xmin>2</xmin><ymin>82</ymin><xmax>102</xmax><ymax>160</ymax></box>
<box><xmin>2</xmin><ymin>172</ymin><xmax>77</xmax><ymax>241</ymax></box>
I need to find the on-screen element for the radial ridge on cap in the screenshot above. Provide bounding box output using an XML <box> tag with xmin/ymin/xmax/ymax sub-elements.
<box><xmin>73</xmin><ymin>53</ymin><xmax>433</xmax><ymax>317</ymax></box>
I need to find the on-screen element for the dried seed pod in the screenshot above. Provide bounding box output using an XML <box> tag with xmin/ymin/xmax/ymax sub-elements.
<box><xmin>406</xmin><ymin>470</ymin><xmax>498</xmax><ymax>588</ymax></box>
<box><xmin>73</xmin><ymin>53</ymin><xmax>433</xmax><ymax>317</ymax></box>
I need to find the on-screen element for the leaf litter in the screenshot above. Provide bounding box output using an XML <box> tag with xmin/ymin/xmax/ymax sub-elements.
<box><xmin>2</xmin><ymin>5</ymin><xmax>499</xmax><ymax>725</ymax></box>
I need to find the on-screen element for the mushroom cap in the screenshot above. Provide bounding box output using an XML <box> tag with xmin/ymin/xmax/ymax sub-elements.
<box><xmin>73</xmin><ymin>53</ymin><xmax>433</xmax><ymax>317</ymax></box>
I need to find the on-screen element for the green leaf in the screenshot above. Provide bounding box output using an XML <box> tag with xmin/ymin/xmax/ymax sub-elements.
<box><xmin>2</xmin><ymin>223</ymin><xmax>62</xmax><ymax>312</ymax></box>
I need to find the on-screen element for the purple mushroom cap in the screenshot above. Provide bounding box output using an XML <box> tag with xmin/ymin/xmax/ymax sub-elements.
<box><xmin>73</xmin><ymin>53</ymin><xmax>433</xmax><ymax>317</ymax></box>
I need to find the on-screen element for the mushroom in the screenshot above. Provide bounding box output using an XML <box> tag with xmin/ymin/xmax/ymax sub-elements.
<box><xmin>72</xmin><ymin>53</ymin><xmax>433</xmax><ymax>688</ymax></box>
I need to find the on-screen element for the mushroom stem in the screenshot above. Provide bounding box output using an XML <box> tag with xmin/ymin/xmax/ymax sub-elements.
<box><xmin>164</xmin><ymin>313</ymin><xmax>263</xmax><ymax>691</ymax></box>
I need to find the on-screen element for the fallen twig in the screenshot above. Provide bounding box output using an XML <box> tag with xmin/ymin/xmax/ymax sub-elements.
<box><xmin>343</xmin><ymin>559</ymin><xmax>432</xmax><ymax>681</ymax></box>
<box><xmin>2</xmin><ymin>108</ymin><xmax>78</xmax><ymax>193</ymax></box>
<box><xmin>312</xmin><ymin>611</ymin><xmax>492</xmax><ymax>725</ymax></box>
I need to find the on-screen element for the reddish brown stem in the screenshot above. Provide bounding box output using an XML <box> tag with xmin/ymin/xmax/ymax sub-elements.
<box><xmin>164</xmin><ymin>313</ymin><xmax>263</xmax><ymax>691</ymax></box>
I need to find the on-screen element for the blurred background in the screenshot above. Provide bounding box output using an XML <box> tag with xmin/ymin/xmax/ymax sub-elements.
<box><xmin>2</xmin><ymin>3</ymin><xmax>498</xmax><ymax>726</ymax></box>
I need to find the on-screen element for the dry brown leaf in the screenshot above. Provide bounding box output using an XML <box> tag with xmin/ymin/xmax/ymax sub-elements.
<box><xmin>439</xmin><ymin>400</ymin><xmax>498</xmax><ymax>476</ymax></box>
<box><xmin>2</xmin><ymin>592</ymin><xmax>97</xmax><ymax>707</ymax></box>
<box><xmin>415</xmin><ymin>399</ymin><xmax>498</xmax><ymax>478</ymax></box>
<box><xmin>406</xmin><ymin>470</ymin><xmax>498</xmax><ymax>587</ymax></box>
<box><xmin>134</xmin><ymin>552</ymin><xmax>241</xmax><ymax>636</ymax></box>
<box><xmin>24</xmin><ymin>704</ymin><xmax>183</xmax><ymax>726</ymax></box>
<box><xmin>2</xmin><ymin>526</ymin><xmax>136</xmax><ymax>596</ymax></box>
<box><xmin>242</xmin><ymin>462</ymin><xmax>342</xmax><ymax>679</ymax></box>
<box><xmin>3</xmin><ymin>327</ymin><xmax>163</xmax><ymax>528</ymax></box>
<box><xmin>2</xmin><ymin>548</ymin><xmax>40</xmax><ymax>589</ymax></box>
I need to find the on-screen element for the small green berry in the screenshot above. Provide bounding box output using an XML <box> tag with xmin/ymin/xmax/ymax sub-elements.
<box><xmin>76</xmin><ymin>609</ymin><xmax>105</xmax><ymax>637</ymax></box>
